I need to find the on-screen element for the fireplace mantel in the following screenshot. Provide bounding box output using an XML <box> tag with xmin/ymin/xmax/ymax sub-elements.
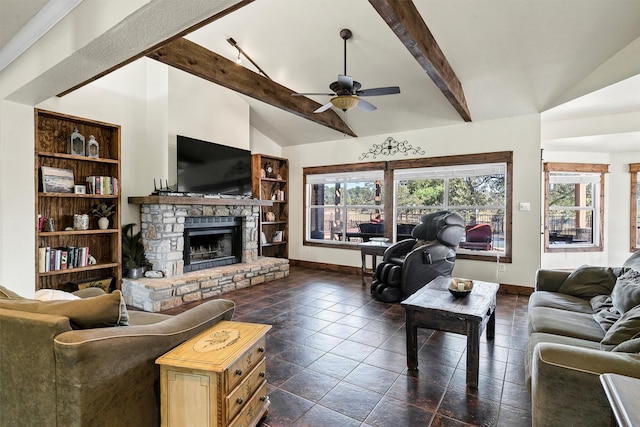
<box><xmin>128</xmin><ymin>195</ymin><xmax>273</xmax><ymax>207</ymax></box>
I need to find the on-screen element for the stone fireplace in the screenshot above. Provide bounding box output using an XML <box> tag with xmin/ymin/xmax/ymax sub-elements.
<box><xmin>136</xmin><ymin>199</ymin><xmax>261</xmax><ymax>277</ymax></box>
<box><xmin>183</xmin><ymin>216</ymin><xmax>242</xmax><ymax>272</ymax></box>
<box><xmin>123</xmin><ymin>196</ymin><xmax>289</xmax><ymax>312</ymax></box>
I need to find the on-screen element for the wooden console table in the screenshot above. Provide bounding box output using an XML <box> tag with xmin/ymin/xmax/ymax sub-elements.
<box><xmin>401</xmin><ymin>276</ymin><xmax>498</xmax><ymax>388</ymax></box>
<box><xmin>358</xmin><ymin>241</ymin><xmax>391</xmax><ymax>285</ymax></box>
<box><xmin>156</xmin><ymin>321</ymin><xmax>271</xmax><ymax>427</ymax></box>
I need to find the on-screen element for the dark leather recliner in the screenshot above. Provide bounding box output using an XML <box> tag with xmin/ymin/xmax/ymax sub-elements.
<box><xmin>370</xmin><ymin>211</ymin><xmax>465</xmax><ymax>303</ymax></box>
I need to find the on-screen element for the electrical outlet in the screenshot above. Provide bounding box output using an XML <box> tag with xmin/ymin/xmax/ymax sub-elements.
<box><xmin>498</xmin><ymin>264</ymin><xmax>506</xmax><ymax>272</ymax></box>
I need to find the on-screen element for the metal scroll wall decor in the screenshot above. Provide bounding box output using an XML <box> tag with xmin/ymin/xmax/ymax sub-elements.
<box><xmin>359</xmin><ymin>137</ymin><xmax>425</xmax><ymax>160</ymax></box>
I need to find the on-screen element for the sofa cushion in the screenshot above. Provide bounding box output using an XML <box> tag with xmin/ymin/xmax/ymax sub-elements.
<box><xmin>528</xmin><ymin>306</ymin><xmax>606</xmax><ymax>342</ymax></box>
<box><xmin>611</xmin><ymin>269</ymin><xmax>640</xmax><ymax>314</ymax></box>
<box><xmin>0</xmin><ymin>290</ymin><xmax>128</xmax><ymax>329</ymax></box>
<box><xmin>557</xmin><ymin>265</ymin><xmax>619</xmax><ymax>299</ymax></box>
<box><xmin>601</xmin><ymin>304</ymin><xmax>640</xmax><ymax>350</ymax></box>
<box><xmin>529</xmin><ymin>290</ymin><xmax>593</xmax><ymax>314</ymax></box>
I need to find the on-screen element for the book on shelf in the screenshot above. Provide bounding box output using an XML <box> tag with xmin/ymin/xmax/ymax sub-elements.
<box><xmin>38</xmin><ymin>246</ymin><xmax>90</xmax><ymax>272</ymax></box>
<box><xmin>85</xmin><ymin>176</ymin><xmax>118</xmax><ymax>195</ymax></box>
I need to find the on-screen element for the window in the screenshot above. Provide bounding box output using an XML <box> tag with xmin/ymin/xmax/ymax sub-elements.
<box><xmin>544</xmin><ymin>163</ymin><xmax>608</xmax><ymax>252</ymax></box>
<box><xmin>631</xmin><ymin>164</ymin><xmax>640</xmax><ymax>251</ymax></box>
<box><xmin>303</xmin><ymin>152</ymin><xmax>513</xmax><ymax>262</ymax></box>
<box><xmin>394</xmin><ymin>163</ymin><xmax>506</xmax><ymax>256</ymax></box>
<box><xmin>305</xmin><ymin>168</ymin><xmax>385</xmax><ymax>244</ymax></box>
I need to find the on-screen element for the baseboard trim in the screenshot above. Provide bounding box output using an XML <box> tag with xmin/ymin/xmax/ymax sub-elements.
<box><xmin>288</xmin><ymin>259</ymin><xmax>534</xmax><ymax>296</ymax></box>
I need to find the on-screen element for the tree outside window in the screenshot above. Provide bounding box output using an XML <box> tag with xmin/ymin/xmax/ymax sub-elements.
<box><xmin>395</xmin><ymin>164</ymin><xmax>506</xmax><ymax>255</ymax></box>
<box><xmin>306</xmin><ymin>170</ymin><xmax>384</xmax><ymax>243</ymax></box>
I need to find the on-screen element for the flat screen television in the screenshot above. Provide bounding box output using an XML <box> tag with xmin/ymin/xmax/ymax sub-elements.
<box><xmin>176</xmin><ymin>135</ymin><xmax>252</xmax><ymax>196</ymax></box>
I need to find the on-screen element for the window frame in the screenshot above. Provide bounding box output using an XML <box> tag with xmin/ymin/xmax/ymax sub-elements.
<box><xmin>543</xmin><ymin>162</ymin><xmax>608</xmax><ymax>253</ymax></box>
<box><xmin>630</xmin><ymin>163</ymin><xmax>640</xmax><ymax>252</ymax></box>
<box><xmin>303</xmin><ymin>152</ymin><xmax>513</xmax><ymax>263</ymax></box>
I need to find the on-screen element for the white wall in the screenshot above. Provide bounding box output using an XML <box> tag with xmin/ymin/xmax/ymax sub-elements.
<box><xmin>283</xmin><ymin>114</ymin><xmax>543</xmax><ymax>288</ymax></box>
<box><xmin>251</xmin><ymin>126</ymin><xmax>282</xmax><ymax>157</ymax></box>
<box><xmin>0</xmin><ymin>101</ymin><xmax>36</xmax><ymax>296</ymax></box>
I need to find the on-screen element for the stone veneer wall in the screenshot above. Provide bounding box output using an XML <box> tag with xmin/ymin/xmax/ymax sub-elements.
<box><xmin>139</xmin><ymin>203</ymin><xmax>260</xmax><ymax>277</ymax></box>
<box><xmin>122</xmin><ymin>257</ymin><xmax>289</xmax><ymax>312</ymax></box>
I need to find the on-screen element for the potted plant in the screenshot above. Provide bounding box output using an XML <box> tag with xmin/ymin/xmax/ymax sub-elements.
<box><xmin>122</xmin><ymin>223</ymin><xmax>147</xmax><ymax>278</ymax></box>
<box><xmin>92</xmin><ymin>201</ymin><xmax>115</xmax><ymax>230</ymax></box>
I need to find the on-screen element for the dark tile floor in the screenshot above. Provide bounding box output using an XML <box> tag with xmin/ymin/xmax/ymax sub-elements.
<box><xmin>164</xmin><ymin>266</ymin><xmax>532</xmax><ymax>426</ymax></box>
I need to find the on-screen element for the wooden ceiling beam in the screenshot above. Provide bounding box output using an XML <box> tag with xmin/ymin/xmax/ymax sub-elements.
<box><xmin>147</xmin><ymin>37</ymin><xmax>356</xmax><ymax>137</ymax></box>
<box><xmin>369</xmin><ymin>0</ymin><xmax>472</xmax><ymax>122</ymax></box>
<box><xmin>58</xmin><ymin>0</ymin><xmax>255</xmax><ymax>97</ymax></box>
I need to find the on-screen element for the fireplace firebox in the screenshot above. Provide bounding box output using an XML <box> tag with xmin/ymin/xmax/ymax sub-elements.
<box><xmin>183</xmin><ymin>216</ymin><xmax>242</xmax><ymax>272</ymax></box>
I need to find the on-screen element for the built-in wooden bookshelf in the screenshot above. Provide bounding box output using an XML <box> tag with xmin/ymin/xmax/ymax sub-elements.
<box><xmin>251</xmin><ymin>154</ymin><xmax>288</xmax><ymax>258</ymax></box>
<box><xmin>34</xmin><ymin>109</ymin><xmax>122</xmax><ymax>292</ymax></box>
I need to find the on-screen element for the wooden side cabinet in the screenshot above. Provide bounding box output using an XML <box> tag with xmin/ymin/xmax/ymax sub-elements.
<box><xmin>251</xmin><ymin>154</ymin><xmax>288</xmax><ymax>258</ymax></box>
<box><xmin>156</xmin><ymin>321</ymin><xmax>271</xmax><ymax>427</ymax></box>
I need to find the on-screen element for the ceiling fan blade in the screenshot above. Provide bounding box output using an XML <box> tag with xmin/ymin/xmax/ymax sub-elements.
<box><xmin>356</xmin><ymin>98</ymin><xmax>377</xmax><ymax>112</ymax></box>
<box><xmin>338</xmin><ymin>74</ymin><xmax>353</xmax><ymax>91</ymax></box>
<box><xmin>314</xmin><ymin>102</ymin><xmax>334</xmax><ymax>113</ymax></box>
<box><xmin>356</xmin><ymin>86</ymin><xmax>401</xmax><ymax>97</ymax></box>
<box><xmin>292</xmin><ymin>93</ymin><xmax>334</xmax><ymax>96</ymax></box>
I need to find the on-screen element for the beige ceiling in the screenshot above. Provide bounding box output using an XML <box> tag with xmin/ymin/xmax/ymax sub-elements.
<box><xmin>2</xmin><ymin>0</ymin><xmax>640</xmax><ymax>151</ymax></box>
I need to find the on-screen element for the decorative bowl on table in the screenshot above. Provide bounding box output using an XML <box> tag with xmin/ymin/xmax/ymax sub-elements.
<box><xmin>449</xmin><ymin>278</ymin><xmax>474</xmax><ymax>297</ymax></box>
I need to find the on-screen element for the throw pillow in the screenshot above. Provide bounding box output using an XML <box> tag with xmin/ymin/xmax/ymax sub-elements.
<box><xmin>590</xmin><ymin>295</ymin><xmax>621</xmax><ymax>331</ymax></box>
<box><xmin>558</xmin><ymin>265</ymin><xmax>618</xmax><ymax>299</ymax></box>
<box><xmin>601</xmin><ymin>304</ymin><xmax>640</xmax><ymax>350</ymax></box>
<box><xmin>623</xmin><ymin>251</ymin><xmax>640</xmax><ymax>272</ymax></box>
<box><xmin>35</xmin><ymin>289</ymin><xmax>81</xmax><ymax>301</ymax></box>
<box><xmin>0</xmin><ymin>285</ymin><xmax>24</xmax><ymax>299</ymax></box>
<box><xmin>612</xmin><ymin>336</ymin><xmax>640</xmax><ymax>353</ymax></box>
<box><xmin>0</xmin><ymin>290</ymin><xmax>128</xmax><ymax>329</ymax></box>
<box><xmin>611</xmin><ymin>268</ymin><xmax>640</xmax><ymax>314</ymax></box>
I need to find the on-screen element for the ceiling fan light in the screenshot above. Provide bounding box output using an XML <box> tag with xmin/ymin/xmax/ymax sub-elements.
<box><xmin>330</xmin><ymin>95</ymin><xmax>359</xmax><ymax>111</ymax></box>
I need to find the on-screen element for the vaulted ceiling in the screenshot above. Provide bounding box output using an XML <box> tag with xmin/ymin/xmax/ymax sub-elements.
<box><xmin>2</xmin><ymin>0</ymin><xmax>640</xmax><ymax>150</ymax></box>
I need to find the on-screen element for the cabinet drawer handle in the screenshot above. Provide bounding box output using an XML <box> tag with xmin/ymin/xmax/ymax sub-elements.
<box><xmin>236</xmin><ymin>397</ymin><xmax>244</xmax><ymax>405</ymax></box>
<box><xmin>235</xmin><ymin>369</ymin><xmax>243</xmax><ymax>376</ymax></box>
<box><xmin>260</xmin><ymin>396</ymin><xmax>266</xmax><ymax>402</ymax></box>
<box><xmin>258</xmin><ymin>346</ymin><xmax>265</xmax><ymax>353</ymax></box>
<box><xmin>259</xmin><ymin>371</ymin><xmax>266</xmax><ymax>378</ymax></box>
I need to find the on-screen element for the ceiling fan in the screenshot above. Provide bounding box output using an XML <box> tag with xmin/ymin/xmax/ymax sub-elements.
<box><xmin>293</xmin><ymin>29</ymin><xmax>400</xmax><ymax>113</ymax></box>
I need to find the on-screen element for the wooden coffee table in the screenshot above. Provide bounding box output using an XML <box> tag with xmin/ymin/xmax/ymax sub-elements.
<box><xmin>401</xmin><ymin>276</ymin><xmax>499</xmax><ymax>388</ymax></box>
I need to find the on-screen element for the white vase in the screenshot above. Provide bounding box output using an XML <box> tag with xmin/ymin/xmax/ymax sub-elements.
<box><xmin>98</xmin><ymin>217</ymin><xmax>109</xmax><ymax>230</ymax></box>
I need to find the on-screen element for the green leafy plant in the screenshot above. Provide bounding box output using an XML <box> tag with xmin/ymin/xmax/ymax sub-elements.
<box><xmin>91</xmin><ymin>201</ymin><xmax>115</xmax><ymax>218</ymax></box>
<box><xmin>122</xmin><ymin>223</ymin><xmax>147</xmax><ymax>271</ymax></box>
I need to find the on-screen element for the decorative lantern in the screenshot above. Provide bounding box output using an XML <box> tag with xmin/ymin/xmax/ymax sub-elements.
<box><xmin>86</xmin><ymin>135</ymin><xmax>99</xmax><ymax>158</ymax></box>
<box><xmin>67</xmin><ymin>126</ymin><xmax>85</xmax><ymax>156</ymax></box>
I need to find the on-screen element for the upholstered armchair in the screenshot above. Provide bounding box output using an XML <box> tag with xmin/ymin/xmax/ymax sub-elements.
<box><xmin>0</xmin><ymin>287</ymin><xmax>235</xmax><ymax>427</ymax></box>
<box><xmin>370</xmin><ymin>211</ymin><xmax>465</xmax><ymax>303</ymax></box>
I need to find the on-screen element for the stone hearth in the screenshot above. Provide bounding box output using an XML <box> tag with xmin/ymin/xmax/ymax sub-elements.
<box><xmin>122</xmin><ymin>257</ymin><xmax>289</xmax><ymax>312</ymax></box>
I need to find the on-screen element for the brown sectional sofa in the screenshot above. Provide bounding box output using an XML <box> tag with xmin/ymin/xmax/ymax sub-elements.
<box><xmin>0</xmin><ymin>286</ymin><xmax>235</xmax><ymax>426</ymax></box>
<box><xmin>527</xmin><ymin>251</ymin><xmax>640</xmax><ymax>426</ymax></box>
